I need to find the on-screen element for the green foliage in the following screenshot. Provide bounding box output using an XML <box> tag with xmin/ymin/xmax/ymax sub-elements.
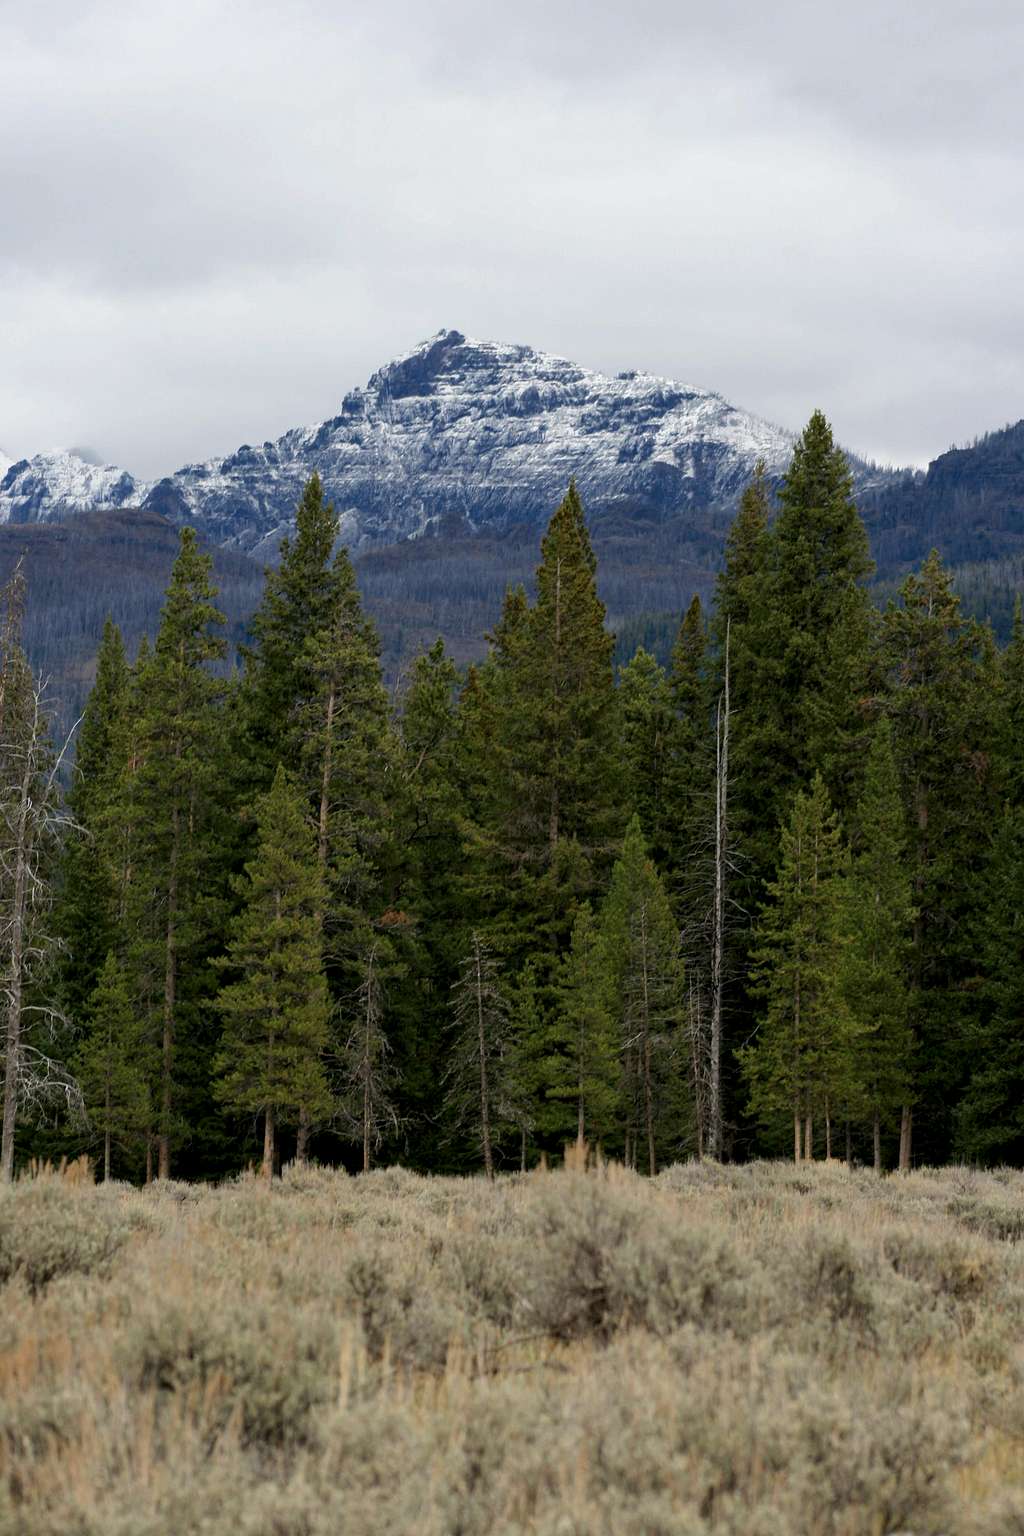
<box><xmin>75</xmin><ymin>952</ymin><xmax>151</xmax><ymax>1177</ymax></box>
<box><xmin>214</xmin><ymin>766</ymin><xmax>332</xmax><ymax>1140</ymax></box>
<box><xmin>59</xmin><ymin>619</ymin><xmax>129</xmax><ymax>1022</ymax></box>
<box><xmin>728</xmin><ymin>419</ymin><xmax>874</xmax><ymax>886</ymax></box>
<box><xmin>617</xmin><ymin>647</ymin><xmax>674</xmax><ymax>864</ymax></box>
<box><xmin>743</xmin><ymin>775</ymin><xmax>857</xmax><ymax>1146</ymax></box>
<box><xmin>880</xmin><ymin>549</ymin><xmax>1001</xmax><ymax>1159</ymax></box>
<box><xmin>601</xmin><ymin>816</ymin><xmax>688</xmax><ymax>1171</ymax></box>
<box><xmin>546</xmin><ymin>902</ymin><xmax>620</xmax><ymax>1146</ymax></box>
<box><xmin>955</xmin><ymin>807</ymin><xmax>1024</xmax><ymax>1163</ymax></box>
<box><xmin>841</xmin><ymin>719</ymin><xmax>915</xmax><ymax>1150</ymax></box>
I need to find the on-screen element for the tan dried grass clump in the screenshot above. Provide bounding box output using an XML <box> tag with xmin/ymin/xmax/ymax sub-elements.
<box><xmin>2</xmin><ymin>1158</ymin><xmax>1024</xmax><ymax>1534</ymax></box>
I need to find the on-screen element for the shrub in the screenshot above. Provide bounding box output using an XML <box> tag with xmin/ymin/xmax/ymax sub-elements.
<box><xmin>0</xmin><ymin>1177</ymin><xmax>145</xmax><ymax>1295</ymax></box>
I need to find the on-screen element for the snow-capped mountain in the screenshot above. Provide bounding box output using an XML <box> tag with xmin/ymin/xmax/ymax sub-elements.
<box><xmin>141</xmin><ymin>331</ymin><xmax>816</xmax><ymax>555</ymax></box>
<box><xmin>1</xmin><ymin>332</ymin><xmax>893</xmax><ymax>553</ymax></box>
<box><xmin>0</xmin><ymin>451</ymin><xmax>143</xmax><ymax>525</ymax></box>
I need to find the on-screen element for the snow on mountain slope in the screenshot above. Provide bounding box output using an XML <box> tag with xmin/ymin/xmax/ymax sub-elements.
<box><xmin>142</xmin><ymin>330</ymin><xmax>813</xmax><ymax>554</ymax></box>
<box><xmin>0</xmin><ymin>451</ymin><xmax>143</xmax><ymax>524</ymax></box>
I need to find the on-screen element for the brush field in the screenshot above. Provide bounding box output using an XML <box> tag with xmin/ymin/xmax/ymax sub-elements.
<box><xmin>2</xmin><ymin>1158</ymin><xmax>1024</xmax><ymax>1534</ymax></box>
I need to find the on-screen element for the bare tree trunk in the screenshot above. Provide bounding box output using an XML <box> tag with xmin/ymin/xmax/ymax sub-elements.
<box><xmin>804</xmin><ymin>1113</ymin><xmax>813</xmax><ymax>1162</ymax></box>
<box><xmin>794</xmin><ymin>1107</ymin><xmax>801</xmax><ymax>1164</ymax></box>
<box><xmin>158</xmin><ymin>804</ymin><xmax>180</xmax><ymax>1180</ymax></box>
<box><xmin>362</xmin><ymin>1047</ymin><xmax>371</xmax><ymax>1174</ymax></box>
<box><xmin>104</xmin><ymin>1074</ymin><xmax>112</xmax><ymax>1182</ymax></box>
<box><xmin>520</xmin><ymin>1126</ymin><xmax>526</xmax><ymax>1173</ymax></box>
<box><xmin>643</xmin><ymin>1033</ymin><xmax>656</xmax><ymax>1177</ymax></box>
<box><xmin>296</xmin><ymin>1108</ymin><xmax>310</xmax><ymax>1165</ymax></box>
<box><xmin>825</xmin><ymin>1100</ymin><xmax>832</xmax><ymax>1161</ymax></box>
<box><xmin>873</xmin><ymin>1112</ymin><xmax>882</xmax><ymax>1175</ymax></box>
<box><xmin>262</xmin><ymin>1105</ymin><xmax>275</xmax><ymax>1181</ymax></box>
<box><xmin>0</xmin><ymin>733</ymin><xmax>33</xmax><ymax>1182</ymax></box>
<box><xmin>709</xmin><ymin>621</ymin><xmax>729</xmax><ymax>1160</ymax></box>
<box><xmin>475</xmin><ymin>945</ymin><xmax>493</xmax><ymax>1179</ymax></box>
<box><xmin>898</xmin><ymin>1103</ymin><xmax>912</xmax><ymax>1173</ymax></box>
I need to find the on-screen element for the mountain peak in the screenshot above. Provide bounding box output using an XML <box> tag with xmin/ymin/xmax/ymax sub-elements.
<box><xmin>1</xmin><ymin>331</ymin><xmax>890</xmax><ymax>552</ymax></box>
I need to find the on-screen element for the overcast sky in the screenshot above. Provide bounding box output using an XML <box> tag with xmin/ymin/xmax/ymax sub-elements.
<box><xmin>3</xmin><ymin>0</ymin><xmax>1023</xmax><ymax>479</ymax></box>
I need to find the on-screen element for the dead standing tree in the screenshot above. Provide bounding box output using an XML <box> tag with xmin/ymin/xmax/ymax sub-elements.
<box><xmin>0</xmin><ymin>565</ymin><xmax>84</xmax><ymax>1180</ymax></box>
<box><xmin>336</xmin><ymin>940</ymin><xmax>400</xmax><ymax>1172</ymax></box>
<box><xmin>442</xmin><ymin>931</ymin><xmax>512</xmax><ymax>1179</ymax></box>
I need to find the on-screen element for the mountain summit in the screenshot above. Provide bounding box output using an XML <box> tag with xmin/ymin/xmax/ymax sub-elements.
<box><xmin>137</xmin><ymin>329</ymin><xmax>807</xmax><ymax>554</ymax></box>
<box><xmin>1</xmin><ymin>332</ymin><xmax>891</xmax><ymax>554</ymax></box>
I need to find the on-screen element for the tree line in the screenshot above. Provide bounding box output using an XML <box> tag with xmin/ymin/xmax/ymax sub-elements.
<box><xmin>1</xmin><ymin>409</ymin><xmax>1022</xmax><ymax>1180</ymax></box>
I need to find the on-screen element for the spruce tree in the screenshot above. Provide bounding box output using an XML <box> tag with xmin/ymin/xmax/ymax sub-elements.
<box><xmin>880</xmin><ymin>550</ymin><xmax>1000</xmax><ymax>1166</ymax></box>
<box><xmin>549</xmin><ymin>902</ymin><xmax>620</xmax><ymax>1148</ymax></box>
<box><xmin>742</xmin><ymin>774</ymin><xmax>855</xmax><ymax>1161</ymax></box>
<box><xmin>133</xmin><ymin>528</ymin><xmax>226</xmax><ymax>1178</ymax></box>
<box><xmin>75</xmin><ymin>952</ymin><xmax>150</xmax><ymax>1181</ymax></box>
<box><xmin>214</xmin><ymin>766</ymin><xmax>331</xmax><ymax>1178</ymax></box>
<box><xmin>460</xmin><ymin>482</ymin><xmax>622</xmax><ymax>1149</ymax></box>
<box><xmin>728</xmin><ymin>419</ymin><xmax>874</xmax><ymax>886</ymax></box>
<box><xmin>618</xmin><ymin>647</ymin><xmax>674</xmax><ymax>866</ymax></box>
<box><xmin>241</xmin><ymin>475</ymin><xmax>393</xmax><ymax>1159</ymax></box>
<box><xmin>59</xmin><ymin>619</ymin><xmax>130</xmax><ymax>1023</ymax></box>
<box><xmin>663</xmin><ymin>596</ymin><xmax>715</xmax><ymax>888</ymax></box>
<box><xmin>387</xmin><ymin>640</ymin><xmax>465</xmax><ymax>1158</ymax></box>
<box><xmin>997</xmin><ymin>596</ymin><xmax>1024</xmax><ymax>808</ymax></box>
<box><xmin>600</xmin><ymin>816</ymin><xmax>687</xmax><ymax>1173</ymax></box>
<box><xmin>840</xmin><ymin>719</ymin><xmax>915</xmax><ymax>1171</ymax></box>
<box><xmin>955</xmin><ymin>806</ymin><xmax>1024</xmax><ymax>1163</ymax></box>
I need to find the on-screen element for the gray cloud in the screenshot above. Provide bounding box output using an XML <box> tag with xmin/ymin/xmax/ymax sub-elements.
<box><xmin>2</xmin><ymin>0</ymin><xmax>1022</xmax><ymax>478</ymax></box>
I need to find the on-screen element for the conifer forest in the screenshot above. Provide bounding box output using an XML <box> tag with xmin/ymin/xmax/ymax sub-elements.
<box><xmin>2</xmin><ymin>409</ymin><xmax>1022</xmax><ymax>1185</ymax></box>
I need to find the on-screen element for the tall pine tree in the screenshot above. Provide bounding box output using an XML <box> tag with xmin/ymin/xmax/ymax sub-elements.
<box><xmin>214</xmin><ymin>766</ymin><xmax>331</xmax><ymax>1178</ymax></box>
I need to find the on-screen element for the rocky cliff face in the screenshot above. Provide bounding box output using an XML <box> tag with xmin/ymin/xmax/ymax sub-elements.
<box><xmin>141</xmin><ymin>330</ymin><xmax>813</xmax><ymax>554</ymax></box>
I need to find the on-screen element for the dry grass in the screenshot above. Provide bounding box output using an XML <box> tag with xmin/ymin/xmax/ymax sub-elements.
<box><xmin>2</xmin><ymin>1158</ymin><xmax>1024</xmax><ymax>1534</ymax></box>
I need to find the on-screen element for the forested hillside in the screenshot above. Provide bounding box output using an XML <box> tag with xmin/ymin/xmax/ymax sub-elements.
<box><xmin>1</xmin><ymin>411</ymin><xmax>1022</xmax><ymax>1182</ymax></box>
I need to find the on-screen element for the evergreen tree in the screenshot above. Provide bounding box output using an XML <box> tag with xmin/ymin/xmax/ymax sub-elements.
<box><xmin>387</xmin><ymin>641</ymin><xmax>465</xmax><ymax>1160</ymax></box>
<box><xmin>460</xmin><ymin>482</ymin><xmax>622</xmax><ymax>1150</ymax></box>
<box><xmin>840</xmin><ymin>719</ymin><xmax>915</xmax><ymax>1171</ymax></box>
<box><xmin>214</xmin><ymin>766</ymin><xmax>331</xmax><ymax>1179</ymax></box>
<box><xmin>241</xmin><ymin>475</ymin><xmax>393</xmax><ymax>1160</ymax></box>
<box><xmin>59</xmin><ymin>619</ymin><xmax>129</xmax><ymax>1023</ymax></box>
<box><xmin>133</xmin><ymin>529</ymin><xmax>226</xmax><ymax>1178</ymax></box>
<box><xmin>242</xmin><ymin>472</ymin><xmax>342</xmax><ymax>788</ymax></box>
<box><xmin>470</xmin><ymin>481</ymin><xmax>620</xmax><ymax>912</ymax></box>
<box><xmin>996</xmin><ymin>596</ymin><xmax>1024</xmax><ymax>808</ymax></box>
<box><xmin>742</xmin><ymin>774</ymin><xmax>854</xmax><ymax>1161</ymax></box>
<box><xmin>880</xmin><ymin>550</ymin><xmax>1001</xmax><ymax>1165</ymax></box>
<box><xmin>601</xmin><ymin>816</ymin><xmax>687</xmax><ymax>1173</ymax></box>
<box><xmin>297</xmin><ymin>545</ymin><xmax>392</xmax><ymax>952</ymax></box>
<box><xmin>618</xmin><ymin>647</ymin><xmax>674</xmax><ymax>865</ymax></box>
<box><xmin>955</xmin><ymin>806</ymin><xmax>1024</xmax><ymax>1163</ymax></box>
<box><xmin>729</xmin><ymin>419</ymin><xmax>874</xmax><ymax>886</ymax></box>
<box><xmin>75</xmin><ymin>951</ymin><xmax>150</xmax><ymax>1181</ymax></box>
<box><xmin>549</xmin><ymin>902</ymin><xmax>620</xmax><ymax>1148</ymax></box>
<box><xmin>663</xmin><ymin>596</ymin><xmax>715</xmax><ymax>889</ymax></box>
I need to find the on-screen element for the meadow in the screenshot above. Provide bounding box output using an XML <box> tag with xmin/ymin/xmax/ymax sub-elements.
<box><xmin>2</xmin><ymin>1157</ymin><xmax>1024</xmax><ymax>1535</ymax></box>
